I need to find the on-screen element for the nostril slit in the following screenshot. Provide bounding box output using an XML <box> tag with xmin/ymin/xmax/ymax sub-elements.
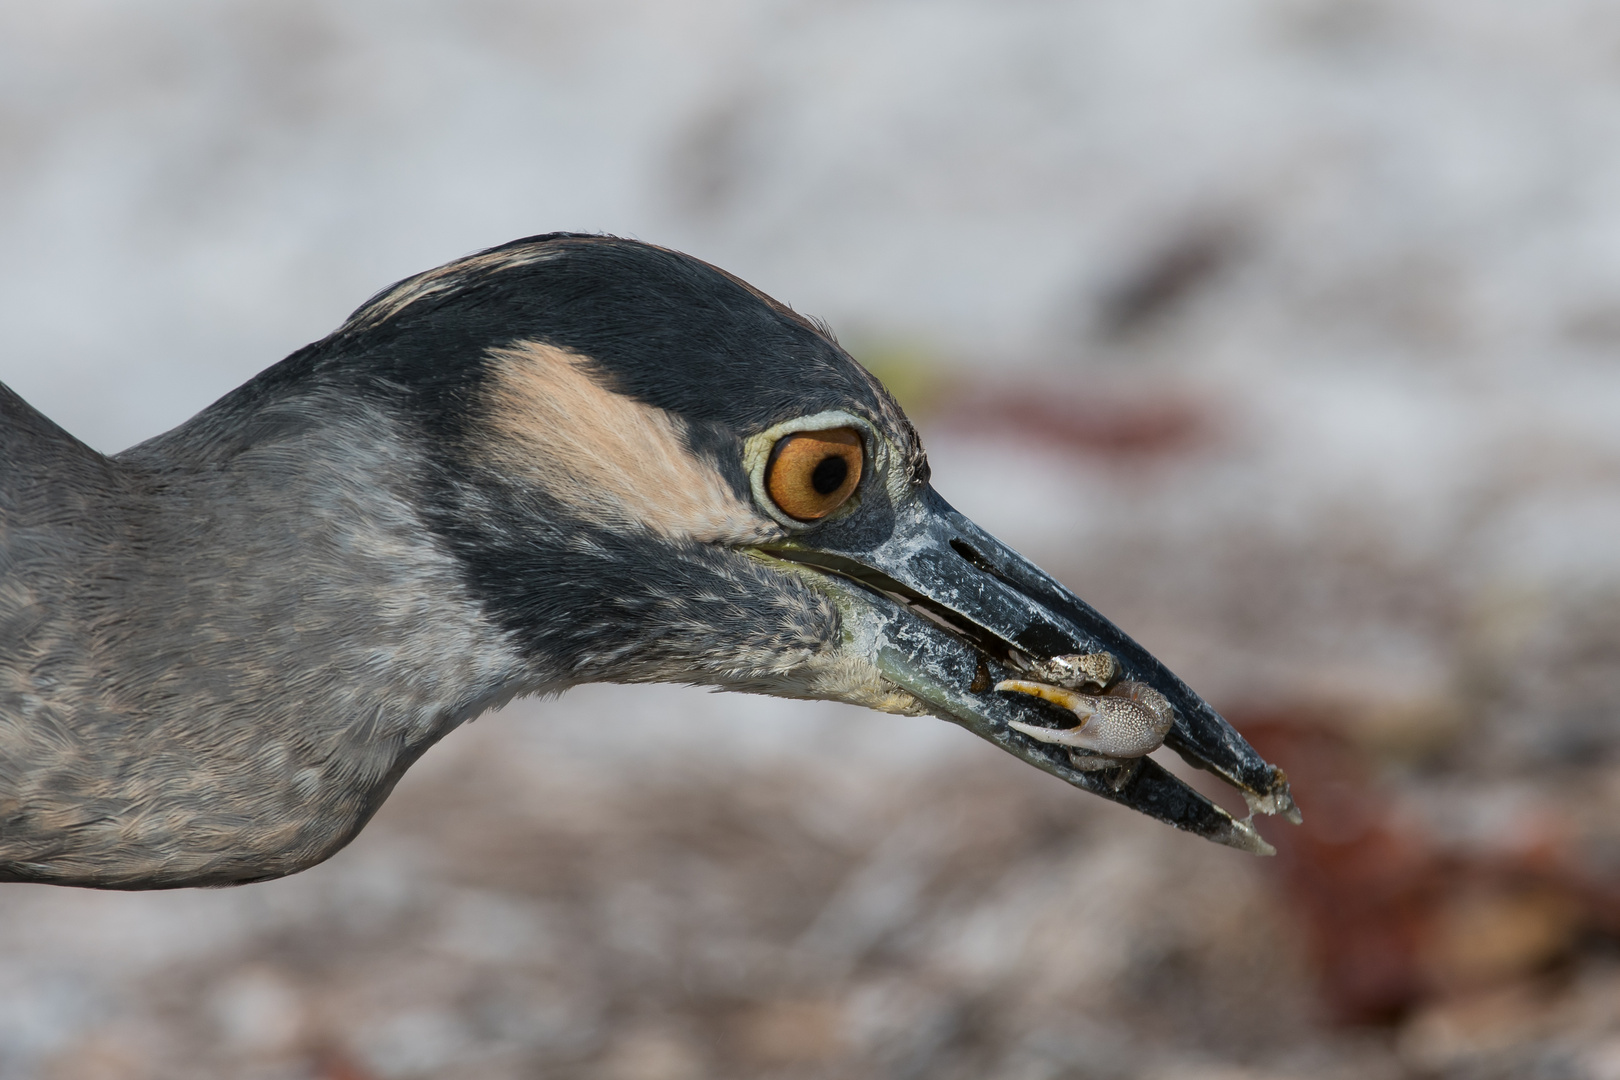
<box><xmin>949</xmin><ymin>538</ymin><xmax>980</xmax><ymax>561</ymax></box>
<box><xmin>950</xmin><ymin>539</ymin><xmax>994</xmax><ymax>572</ymax></box>
<box><xmin>950</xmin><ymin>538</ymin><xmax>1024</xmax><ymax>591</ymax></box>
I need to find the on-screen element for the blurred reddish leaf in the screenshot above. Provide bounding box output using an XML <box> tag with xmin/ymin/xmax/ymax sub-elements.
<box><xmin>937</xmin><ymin>386</ymin><xmax>1208</xmax><ymax>459</ymax></box>
<box><xmin>1238</xmin><ymin>710</ymin><xmax>1615</xmax><ymax>1025</ymax></box>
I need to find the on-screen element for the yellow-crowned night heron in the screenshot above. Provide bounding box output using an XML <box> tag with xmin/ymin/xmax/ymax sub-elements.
<box><xmin>0</xmin><ymin>234</ymin><xmax>1296</xmax><ymax>889</ymax></box>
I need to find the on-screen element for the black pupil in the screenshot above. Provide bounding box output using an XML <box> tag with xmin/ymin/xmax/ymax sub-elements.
<box><xmin>811</xmin><ymin>455</ymin><xmax>848</xmax><ymax>496</ymax></box>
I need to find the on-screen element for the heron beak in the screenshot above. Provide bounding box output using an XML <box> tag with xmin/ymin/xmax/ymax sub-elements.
<box><xmin>759</xmin><ymin>486</ymin><xmax>1301</xmax><ymax>855</ymax></box>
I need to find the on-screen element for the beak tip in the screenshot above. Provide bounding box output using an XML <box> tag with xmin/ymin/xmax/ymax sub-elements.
<box><xmin>1218</xmin><ymin>816</ymin><xmax>1278</xmax><ymax>857</ymax></box>
<box><xmin>1244</xmin><ymin>768</ymin><xmax>1304</xmax><ymax>826</ymax></box>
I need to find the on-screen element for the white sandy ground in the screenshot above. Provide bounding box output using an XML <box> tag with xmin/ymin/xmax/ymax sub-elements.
<box><xmin>3</xmin><ymin>1</ymin><xmax>1620</xmax><ymax>1077</ymax></box>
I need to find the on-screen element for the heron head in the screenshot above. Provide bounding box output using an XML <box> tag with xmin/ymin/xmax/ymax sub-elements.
<box><xmin>314</xmin><ymin>234</ymin><xmax>1297</xmax><ymax>852</ymax></box>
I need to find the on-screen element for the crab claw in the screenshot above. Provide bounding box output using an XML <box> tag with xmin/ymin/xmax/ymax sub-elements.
<box><xmin>998</xmin><ymin>679</ymin><xmax>1176</xmax><ymax>759</ymax></box>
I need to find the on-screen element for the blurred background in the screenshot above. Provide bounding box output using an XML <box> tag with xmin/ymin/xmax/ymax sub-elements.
<box><xmin>5</xmin><ymin>1</ymin><xmax>1620</xmax><ymax>1077</ymax></box>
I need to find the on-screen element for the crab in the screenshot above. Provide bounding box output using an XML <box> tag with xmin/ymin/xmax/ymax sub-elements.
<box><xmin>997</xmin><ymin>652</ymin><xmax>1176</xmax><ymax>772</ymax></box>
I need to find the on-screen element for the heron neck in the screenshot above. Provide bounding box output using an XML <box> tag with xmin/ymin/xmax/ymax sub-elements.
<box><xmin>0</xmin><ymin>388</ymin><xmax>528</xmax><ymax>887</ymax></box>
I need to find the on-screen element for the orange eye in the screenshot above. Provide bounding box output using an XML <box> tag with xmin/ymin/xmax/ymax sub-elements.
<box><xmin>765</xmin><ymin>427</ymin><xmax>864</xmax><ymax>521</ymax></box>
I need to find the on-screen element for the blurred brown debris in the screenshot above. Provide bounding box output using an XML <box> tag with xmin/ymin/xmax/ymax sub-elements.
<box><xmin>937</xmin><ymin>385</ymin><xmax>1210</xmax><ymax>461</ymax></box>
<box><xmin>1097</xmin><ymin>220</ymin><xmax>1250</xmax><ymax>340</ymax></box>
<box><xmin>313</xmin><ymin>1046</ymin><xmax>382</xmax><ymax>1080</ymax></box>
<box><xmin>1239</xmin><ymin>708</ymin><xmax>1620</xmax><ymax>1028</ymax></box>
<box><xmin>858</xmin><ymin>343</ymin><xmax>1212</xmax><ymax>461</ymax></box>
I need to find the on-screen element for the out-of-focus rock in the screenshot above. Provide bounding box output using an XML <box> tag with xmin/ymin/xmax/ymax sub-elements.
<box><xmin>599</xmin><ymin>1024</ymin><xmax>706</xmax><ymax>1080</ymax></box>
<box><xmin>728</xmin><ymin>997</ymin><xmax>845</xmax><ymax>1068</ymax></box>
<box><xmin>210</xmin><ymin>967</ymin><xmax>307</xmax><ymax>1057</ymax></box>
<box><xmin>1420</xmin><ymin>885</ymin><xmax>1582</xmax><ymax>993</ymax></box>
<box><xmin>1398</xmin><ymin>982</ymin><xmax>1558</xmax><ymax>1073</ymax></box>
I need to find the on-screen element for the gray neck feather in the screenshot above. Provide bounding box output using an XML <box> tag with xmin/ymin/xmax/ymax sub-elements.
<box><xmin>0</xmin><ymin>386</ymin><xmax>528</xmax><ymax>888</ymax></box>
